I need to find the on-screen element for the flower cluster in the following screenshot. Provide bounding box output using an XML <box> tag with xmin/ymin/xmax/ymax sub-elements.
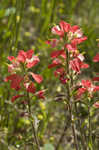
<box><xmin>47</xmin><ymin>20</ymin><xmax>89</xmax><ymax>84</ymax></box>
<box><xmin>76</xmin><ymin>79</ymin><xmax>99</xmax><ymax>99</ymax></box>
<box><xmin>93</xmin><ymin>53</ymin><xmax>99</xmax><ymax>108</ymax></box>
<box><xmin>5</xmin><ymin>49</ymin><xmax>45</xmax><ymax>102</ymax></box>
<box><xmin>47</xmin><ymin>20</ymin><xmax>99</xmax><ymax>105</ymax></box>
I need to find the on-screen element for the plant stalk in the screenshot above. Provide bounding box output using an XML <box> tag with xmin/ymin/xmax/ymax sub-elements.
<box><xmin>68</xmin><ymin>102</ymin><xmax>79</xmax><ymax>150</ymax></box>
<box><xmin>65</xmin><ymin>47</ymin><xmax>79</xmax><ymax>150</ymax></box>
<box><xmin>27</xmin><ymin>93</ymin><xmax>40</xmax><ymax>150</ymax></box>
<box><xmin>88</xmin><ymin>105</ymin><xmax>93</xmax><ymax>150</ymax></box>
<box><xmin>71</xmin><ymin>74</ymin><xmax>87</xmax><ymax>150</ymax></box>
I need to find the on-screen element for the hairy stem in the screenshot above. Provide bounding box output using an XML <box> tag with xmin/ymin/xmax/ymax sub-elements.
<box><xmin>65</xmin><ymin>48</ymin><xmax>79</xmax><ymax>150</ymax></box>
<box><xmin>70</xmin><ymin>56</ymin><xmax>87</xmax><ymax>149</ymax></box>
<box><xmin>88</xmin><ymin>106</ymin><xmax>93</xmax><ymax>150</ymax></box>
<box><xmin>27</xmin><ymin>93</ymin><xmax>40</xmax><ymax>150</ymax></box>
<box><xmin>68</xmin><ymin>102</ymin><xmax>79</xmax><ymax>150</ymax></box>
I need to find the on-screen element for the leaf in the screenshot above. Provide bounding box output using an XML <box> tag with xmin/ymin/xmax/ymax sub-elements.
<box><xmin>43</xmin><ymin>143</ymin><xmax>54</xmax><ymax>150</ymax></box>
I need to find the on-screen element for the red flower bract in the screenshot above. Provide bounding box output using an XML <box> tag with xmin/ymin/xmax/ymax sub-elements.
<box><xmin>70</xmin><ymin>25</ymin><xmax>79</xmax><ymax>33</ymax></box>
<box><xmin>51</xmin><ymin>25</ymin><xmax>64</xmax><ymax>37</ymax></box>
<box><xmin>71</xmin><ymin>37</ymin><xmax>87</xmax><ymax>45</ymax></box>
<box><xmin>26</xmin><ymin>56</ymin><xmax>40</xmax><ymax>68</ymax></box>
<box><xmin>6</xmin><ymin>49</ymin><xmax>44</xmax><ymax>103</ymax></box>
<box><xmin>48</xmin><ymin>58</ymin><xmax>62</xmax><ymax>69</ymax></box>
<box><xmin>11</xmin><ymin>95</ymin><xmax>24</xmax><ymax>102</ymax></box>
<box><xmin>17</xmin><ymin>49</ymin><xmax>40</xmax><ymax>68</ymax></box>
<box><xmin>26</xmin><ymin>49</ymin><xmax>34</xmax><ymax>59</ymax></box>
<box><xmin>93</xmin><ymin>53</ymin><xmax>99</xmax><ymax>62</ymax></box>
<box><xmin>81</xmin><ymin>63</ymin><xmax>89</xmax><ymax>69</ymax></box>
<box><xmin>5</xmin><ymin>74</ymin><xmax>23</xmax><ymax>91</ymax></box>
<box><xmin>54</xmin><ymin>68</ymin><xmax>65</xmax><ymax>77</ymax></box>
<box><xmin>93</xmin><ymin>102</ymin><xmax>99</xmax><ymax>108</ymax></box>
<box><xmin>46</xmin><ymin>39</ymin><xmax>59</xmax><ymax>48</ymax></box>
<box><xmin>17</xmin><ymin>50</ymin><xmax>26</xmax><ymax>63</ymax></box>
<box><xmin>8</xmin><ymin>56</ymin><xmax>16</xmax><ymax>62</ymax></box>
<box><xmin>26</xmin><ymin>82</ymin><xmax>36</xmax><ymax>93</ymax></box>
<box><xmin>66</xmin><ymin>43</ymin><xmax>77</xmax><ymax>52</ymax></box>
<box><xmin>81</xmin><ymin>80</ymin><xmax>92</xmax><ymax>88</ymax></box>
<box><xmin>31</xmin><ymin>73</ymin><xmax>43</xmax><ymax>84</ymax></box>
<box><xmin>93</xmin><ymin>86</ymin><xmax>99</xmax><ymax>92</ymax></box>
<box><xmin>51</xmin><ymin>50</ymin><xmax>65</xmax><ymax>58</ymax></box>
<box><xmin>70</xmin><ymin>58</ymin><xmax>82</xmax><ymax>73</ymax></box>
<box><xmin>59</xmin><ymin>20</ymin><xmax>71</xmax><ymax>33</ymax></box>
<box><xmin>77</xmin><ymin>87</ymin><xmax>86</xmax><ymax>98</ymax></box>
<box><xmin>37</xmin><ymin>90</ymin><xmax>45</xmax><ymax>99</ymax></box>
<box><xmin>51</xmin><ymin>21</ymin><xmax>71</xmax><ymax>37</ymax></box>
<box><xmin>93</xmin><ymin>77</ymin><xmax>99</xmax><ymax>81</ymax></box>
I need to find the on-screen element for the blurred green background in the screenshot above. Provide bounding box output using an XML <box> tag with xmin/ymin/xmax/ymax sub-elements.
<box><xmin>0</xmin><ymin>0</ymin><xmax>99</xmax><ymax>150</ymax></box>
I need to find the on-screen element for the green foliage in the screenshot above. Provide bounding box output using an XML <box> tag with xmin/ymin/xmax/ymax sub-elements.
<box><xmin>0</xmin><ymin>0</ymin><xmax>99</xmax><ymax>150</ymax></box>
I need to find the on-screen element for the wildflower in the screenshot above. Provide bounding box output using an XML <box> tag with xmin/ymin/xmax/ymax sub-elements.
<box><xmin>66</xmin><ymin>43</ymin><xmax>77</xmax><ymax>53</ymax></box>
<box><xmin>17</xmin><ymin>49</ymin><xmax>40</xmax><ymax>68</ymax></box>
<box><xmin>54</xmin><ymin>68</ymin><xmax>65</xmax><ymax>77</ymax></box>
<box><xmin>30</xmin><ymin>72</ymin><xmax>43</xmax><ymax>84</ymax></box>
<box><xmin>26</xmin><ymin>82</ymin><xmax>36</xmax><ymax>93</ymax></box>
<box><xmin>50</xmin><ymin>49</ymin><xmax>65</xmax><ymax>58</ymax></box>
<box><xmin>37</xmin><ymin>90</ymin><xmax>45</xmax><ymax>99</ymax></box>
<box><xmin>48</xmin><ymin>58</ymin><xmax>62</xmax><ymax>69</ymax></box>
<box><xmin>46</xmin><ymin>39</ymin><xmax>59</xmax><ymax>48</ymax></box>
<box><xmin>76</xmin><ymin>80</ymin><xmax>99</xmax><ymax>98</ymax></box>
<box><xmin>51</xmin><ymin>21</ymin><xmax>71</xmax><ymax>37</ymax></box>
<box><xmin>11</xmin><ymin>95</ymin><xmax>24</xmax><ymax>102</ymax></box>
<box><xmin>93</xmin><ymin>86</ymin><xmax>99</xmax><ymax>92</ymax></box>
<box><xmin>5</xmin><ymin>74</ymin><xmax>23</xmax><ymax>91</ymax></box>
<box><xmin>5</xmin><ymin>49</ymin><xmax>44</xmax><ymax>102</ymax></box>
<box><xmin>93</xmin><ymin>102</ymin><xmax>99</xmax><ymax>108</ymax></box>
<box><xmin>51</xmin><ymin>25</ymin><xmax>64</xmax><ymax>37</ymax></box>
<box><xmin>93</xmin><ymin>53</ymin><xmax>99</xmax><ymax>62</ymax></box>
<box><xmin>93</xmin><ymin>77</ymin><xmax>99</xmax><ymax>81</ymax></box>
<box><xmin>77</xmin><ymin>87</ymin><xmax>86</xmax><ymax>99</ymax></box>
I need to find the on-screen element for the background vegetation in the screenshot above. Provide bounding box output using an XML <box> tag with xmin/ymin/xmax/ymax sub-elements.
<box><xmin>0</xmin><ymin>0</ymin><xmax>99</xmax><ymax>150</ymax></box>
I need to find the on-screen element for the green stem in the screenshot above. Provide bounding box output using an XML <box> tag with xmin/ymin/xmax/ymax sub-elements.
<box><xmin>27</xmin><ymin>93</ymin><xmax>40</xmax><ymax>150</ymax></box>
<box><xmin>68</xmin><ymin>102</ymin><xmax>79</xmax><ymax>150</ymax></box>
<box><xmin>71</xmin><ymin>74</ymin><xmax>87</xmax><ymax>150</ymax></box>
<box><xmin>65</xmin><ymin>48</ymin><xmax>79</xmax><ymax>150</ymax></box>
<box><xmin>15</xmin><ymin>0</ymin><xmax>25</xmax><ymax>49</ymax></box>
<box><xmin>88</xmin><ymin>106</ymin><xmax>93</xmax><ymax>150</ymax></box>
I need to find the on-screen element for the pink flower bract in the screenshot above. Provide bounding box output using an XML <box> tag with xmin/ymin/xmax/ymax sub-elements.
<box><xmin>26</xmin><ymin>82</ymin><xmax>36</xmax><ymax>93</ymax></box>
<box><xmin>5</xmin><ymin>74</ymin><xmax>23</xmax><ymax>91</ymax></box>
<box><xmin>11</xmin><ymin>95</ymin><xmax>24</xmax><ymax>102</ymax></box>
<box><xmin>93</xmin><ymin>53</ymin><xmax>99</xmax><ymax>62</ymax></box>
<box><xmin>93</xmin><ymin>102</ymin><xmax>99</xmax><ymax>108</ymax></box>
<box><xmin>31</xmin><ymin>73</ymin><xmax>43</xmax><ymax>84</ymax></box>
